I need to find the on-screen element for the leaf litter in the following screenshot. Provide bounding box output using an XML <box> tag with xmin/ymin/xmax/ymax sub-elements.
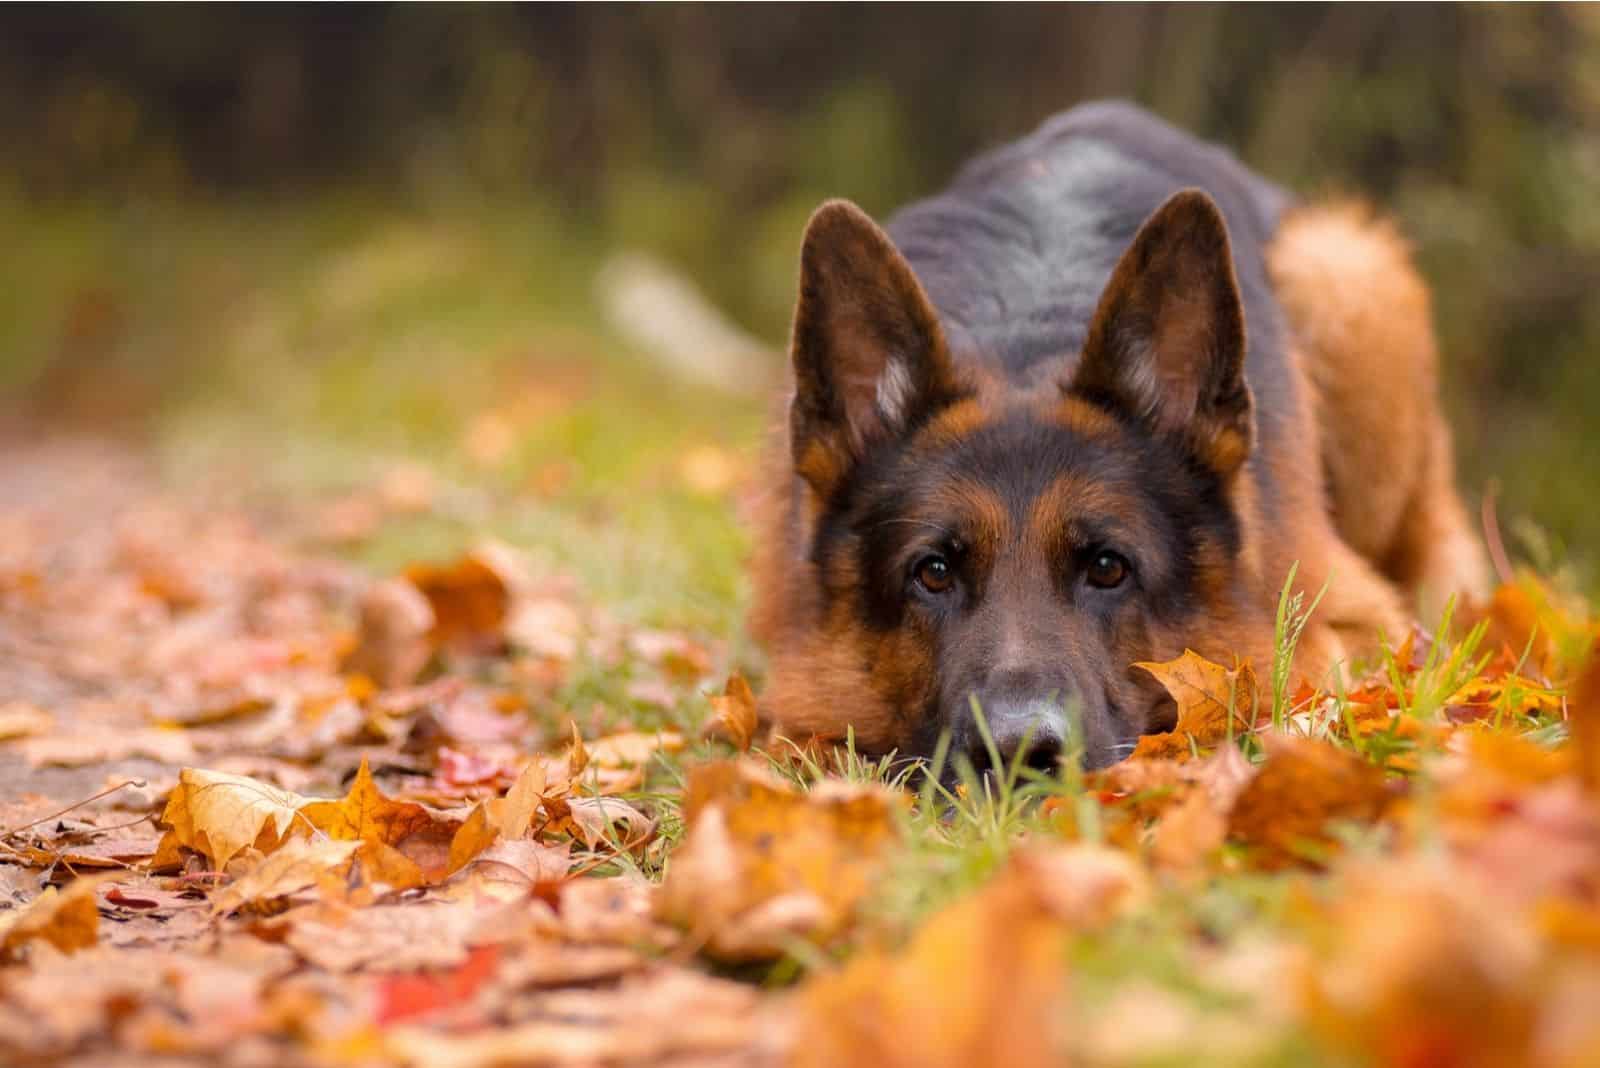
<box><xmin>3</xmin><ymin>440</ymin><xmax>1600</xmax><ymax>1067</ymax></box>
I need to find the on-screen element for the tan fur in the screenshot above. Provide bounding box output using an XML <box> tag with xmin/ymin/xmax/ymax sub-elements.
<box><xmin>1268</xmin><ymin>202</ymin><xmax>1488</xmax><ymax>622</ymax></box>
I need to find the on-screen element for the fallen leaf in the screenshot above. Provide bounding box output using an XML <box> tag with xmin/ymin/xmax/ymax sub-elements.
<box><xmin>656</xmin><ymin>760</ymin><xmax>898</xmax><ymax>960</ymax></box>
<box><xmin>210</xmin><ymin>837</ymin><xmax>362</xmax><ymax>915</ymax></box>
<box><xmin>0</xmin><ymin>875</ymin><xmax>116</xmax><ymax>957</ymax></box>
<box><xmin>1131</xmin><ymin>651</ymin><xmax>1258</xmax><ymax>762</ymax></box>
<box><xmin>376</xmin><ymin>944</ymin><xmax>501</xmax><ymax>1026</ymax></box>
<box><xmin>702</xmin><ymin>673</ymin><xmax>758</xmax><ymax>751</ymax></box>
<box><xmin>1301</xmin><ymin>860</ymin><xmax>1539</xmax><ymax>1068</ymax></box>
<box><xmin>386</xmin><ymin>966</ymin><xmax>771</xmax><ymax>1067</ymax></box>
<box><xmin>584</xmin><ymin>729</ymin><xmax>685</xmax><ymax>769</ymax></box>
<box><xmin>1228</xmin><ymin>734</ymin><xmax>1389</xmax><ymax>868</ymax></box>
<box><xmin>563</xmin><ymin>795</ymin><xmax>655</xmax><ymax>851</ymax></box>
<box><xmin>446</xmin><ymin>760</ymin><xmax>548</xmax><ymax>877</ymax></box>
<box><xmin>403</xmin><ymin>542</ymin><xmax>529</xmax><ymax>650</ymax></box>
<box><xmin>157</xmin><ymin>767</ymin><xmax>315</xmax><ymax>871</ymax></box>
<box><xmin>795</xmin><ymin>849</ymin><xmax>1094</xmax><ymax>1068</ymax></box>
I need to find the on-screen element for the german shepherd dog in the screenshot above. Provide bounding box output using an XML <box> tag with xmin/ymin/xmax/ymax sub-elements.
<box><xmin>749</xmin><ymin>101</ymin><xmax>1486</xmax><ymax>773</ymax></box>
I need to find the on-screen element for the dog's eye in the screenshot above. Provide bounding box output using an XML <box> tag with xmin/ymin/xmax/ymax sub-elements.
<box><xmin>913</xmin><ymin>554</ymin><xmax>955</xmax><ymax>595</ymax></box>
<box><xmin>1085</xmin><ymin>550</ymin><xmax>1130</xmax><ymax>590</ymax></box>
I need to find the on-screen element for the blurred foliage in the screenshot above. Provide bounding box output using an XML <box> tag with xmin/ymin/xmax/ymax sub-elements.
<box><xmin>1</xmin><ymin>4</ymin><xmax>1597</xmax><ymax>578</ymax></box>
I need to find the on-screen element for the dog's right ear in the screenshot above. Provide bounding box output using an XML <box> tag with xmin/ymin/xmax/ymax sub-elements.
<box><xmin>789</xmin><ymin>200</ymin><xmax>962</xmax><ymax>497</ymax></box>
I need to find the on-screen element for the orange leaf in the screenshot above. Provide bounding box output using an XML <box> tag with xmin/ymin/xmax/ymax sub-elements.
<box><xmin>1569</xmin><ymin>647</ymin><xmax>1600</xmax><ymax>797</ymax></box>
<box><xmin>702</xmin><ymin>673</ymin><xmax>759</xmax><ymax>751</ymax></box>
<box><xmin>657</xmin><ymin>761</ymin><xmax>899</xmax><ymax>960</ymax></box>
<box><xmin>1130</xmin><ymin>651</ymin><xmax>1257</xmax><ymax>762</ymax></box>
<box><xmin>1227</xmin><ymin>734</ymin><xmax>1388</xmax><ymax>869</ymax></box>
<box><xmin>301</xmin><ymin>759</ymin><xmax>435</xmax><ymax>849</ymax></box>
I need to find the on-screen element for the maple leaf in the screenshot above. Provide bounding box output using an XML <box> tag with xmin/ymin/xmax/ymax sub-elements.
<box><xmin>1227</xmin><ymin>734</ymin><xmax>1389</xmax><ymax>869</ymax></box>
<box><xmin>656</xmin><ymin>760</ymin><xmax>899</xmax><ymax>960</ymax></box>
<box><xmin>300</xmin><ymin>759</ymin><xmax>436</xmax><ymax>848</ymax></box>
<box><xmin>156</xmin><ymin>768</ymin><xmax>316</xmax><ymax>871</ymax></box>
<box><xmin>1130</xmin><ymin>650</ymin><xmax>1258</xmax><ymax>762</ymax></box>
<box><xmin>701</xmin><ymin>673</ymin><xmax>758</xmax><ymax>752</ymax></box>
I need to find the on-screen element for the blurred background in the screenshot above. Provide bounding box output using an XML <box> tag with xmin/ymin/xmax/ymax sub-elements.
<box><xmin>1</xmin><ymin>4</ymin><xmax>1596</xmax><ymax>609</ymax></box>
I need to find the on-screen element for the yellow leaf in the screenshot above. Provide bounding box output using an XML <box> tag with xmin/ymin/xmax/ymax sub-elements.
<box><xmin>158</xmin><ymin>768</ymin><xmax>315</xmax><ymax>871</ymax></box>
<box><xmin>444</xmin><ymin>760</ymin><xmax>549</xmax><ymax>877</ymax></box>
<box><xmin>300</xmin><ymin>758</ymin><xmax>435</xmax><ymax>848</ymax></box>
<box><xmin>583</xmin><ymin>730</ymin><xmax>685</xmax><ymax>769</ymax></box>
<box><xmin>0</xmin><ymin>875</ymin><xmax>115</xmax><ymax>957</ymax></box>
<box><xmin>210</xmin><ymin>837</ymin><xmax>362</xmax><ymax>915</ymax></box>
<box><xmin>566</xmin><ymin>721</ymin><xmax>590</xmax><ymax>781</ymax></box>
<box><xmin>656</xmin><ymin>760</ymin><xmax>898</xmax><ymax>960</ymax></box>
<box><xmin>1131</xmin><ymin>650</ymin><xmax>1257</xmax><ymax>762</ymax></box>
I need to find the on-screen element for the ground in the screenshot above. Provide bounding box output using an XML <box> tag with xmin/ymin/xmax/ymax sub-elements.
<box><xmin>2</xmin><ymin>200</ymin><xmax>1600</xmax><ymax>1068</ymax></box>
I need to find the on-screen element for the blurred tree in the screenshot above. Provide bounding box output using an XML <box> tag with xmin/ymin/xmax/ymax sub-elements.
<box><xmin>0</xmin><ymin>4</ymin><xmax>1595</xmax><ymax>571</ymax></box>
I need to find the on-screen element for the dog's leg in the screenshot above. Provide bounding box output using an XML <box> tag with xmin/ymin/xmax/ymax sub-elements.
<box><xmin>1268</xmin><ymin>202</ymin><xmax>1488</xmax><ymax>622</ymax></box>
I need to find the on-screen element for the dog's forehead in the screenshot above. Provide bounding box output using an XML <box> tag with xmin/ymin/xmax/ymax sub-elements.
<box><xmin>903</xmin><ymin>398</ymin><xmax>1146</xmax><ymax>514</ymax></box>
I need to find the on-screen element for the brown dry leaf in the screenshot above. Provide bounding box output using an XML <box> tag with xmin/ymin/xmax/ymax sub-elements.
<box><xmin>656</xmin><ymin>760</ymin><xmax>899</xmax><ymax>960</ymax></box>
<box><xmin>445</xmin><ymin>760</ymin><xmax>548</xmax><ymax>877</ymax></box>
<box><xmin>1228</xmin><ymin>734</ymin><xmax>1389</xmax><ymax>869</ymax></box>
<box><xmin>1568</xmin><ymin>646</ymin><xmax>1600</xmax><ymax>797</ymax></box>
<box><xmin>794</xmin><ymin>849</ymin><xmax>1097</xmax><ymax>1068</ymax></box>
<box><xmin>465</xmin><ymin>839</ymin><xmax>572</xmax><ymax>885</ymax></box>
<box><xmin>403</xmin><ymin>541</ymin><xmax>528</xmax><ymax>650</ymax></box>
<box><xmin>563</xmin><ymin>795</ymin><xmax>655</xmax><ymax>850</ymax></box>
<box><xmin>702</xmin><ymin>673</ymin><xmax>758</xmax><ymax>751</ymax></box>
<box><xmin>565</xmin><ymin>721</ymin><xmax>590</xmax><ymax>781</ymax></box>
<box><xmin>1131</xmin><ymin>650</ymin><xmax>1257</xmax><ymax>762</ymax></box>
<box><xmin>157</xmin><ymin>767</ymin><xmax>316</xmax><ymax>871</ymax></box>
<box><xmin>0</xmin><ymin>875</ymin><xmax>116</xmax><ymax>957</ymax></box>
<box><xmin>210</xmin><ymin>837</ymin><xmax>362</xmax><ymax>915</ymax></box>
<box><xmin>581</xmin><ymin>728</ymin><xmax>684</xmax><ymax>790</ymax></box>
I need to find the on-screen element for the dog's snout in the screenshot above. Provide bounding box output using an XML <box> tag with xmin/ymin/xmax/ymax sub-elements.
<box><xmin>966</xmin><ymin>688</ymin><xmax>1070</xmax><ymax>776</ymax></box>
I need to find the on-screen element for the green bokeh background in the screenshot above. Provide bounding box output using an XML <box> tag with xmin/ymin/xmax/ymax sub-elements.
<box><xmin>2</xmin><ymin>5</ymin><xmax>1596</xmax><ymax>593</ymax></box>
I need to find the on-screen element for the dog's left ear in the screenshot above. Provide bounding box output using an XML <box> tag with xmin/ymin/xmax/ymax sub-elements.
<box><xmin>1067</xmin><ymin>189</ymin><xmax>1253</xmax><ymax>478</ymax></box>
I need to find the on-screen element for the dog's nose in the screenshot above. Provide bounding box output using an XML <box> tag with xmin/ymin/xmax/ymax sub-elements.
<box><xmin>968</xmin><ymin>695</ymin><xmax>1068</xmax><ymax>776</ymax></box>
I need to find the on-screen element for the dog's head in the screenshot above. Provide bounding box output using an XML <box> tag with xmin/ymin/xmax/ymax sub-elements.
<box><xmin>778</xmin><ymin>190</ymin><xmax>1260</xmax><ymax>775</ymax></box>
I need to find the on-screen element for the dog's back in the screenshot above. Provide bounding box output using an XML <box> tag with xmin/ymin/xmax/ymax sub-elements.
<box><xmin>886</xmin><ymin>102</ymin><xmax>1291</xmax><ymax>384</ymax></box>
